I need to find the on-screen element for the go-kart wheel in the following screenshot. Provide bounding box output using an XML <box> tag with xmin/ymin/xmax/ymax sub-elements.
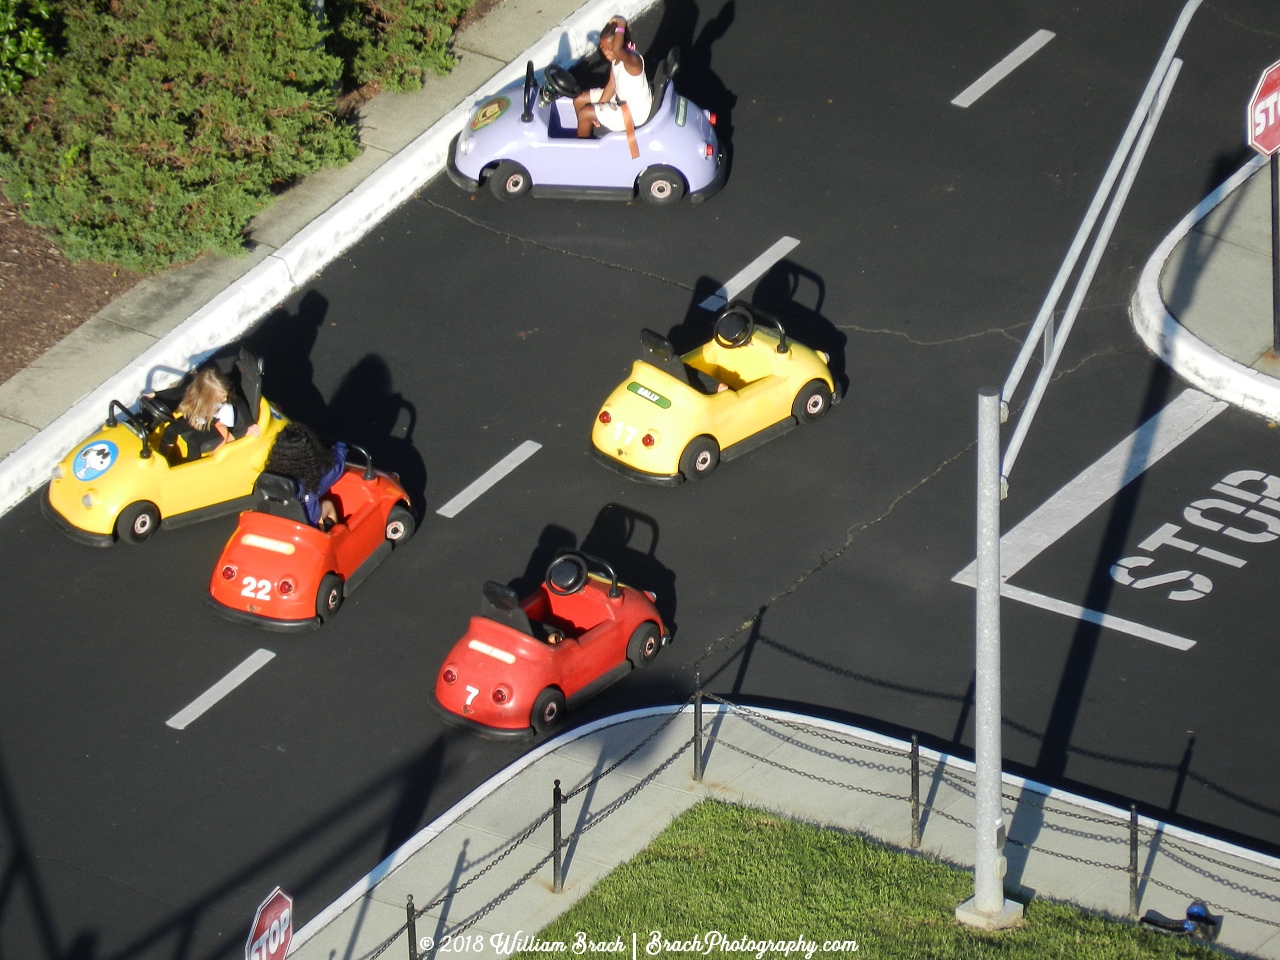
<box><xmin>116</xmin><ymin>501</ymin><xmax>160</xmax><ymax>544</ymax></box>
<box><xmin>792</xmin><ymin>380</ymin><xmax>832</xmax><ymax>424</ymax></box>
<box><xmin>679</xmin><ymin>436</ymin><xmax>719</xmax><ymax>481</ymax></box>
<box><xmin>531</xmin><ymin>686</ymin><xmax>566</xmax><ymax>735</ymax></box>
<box><xmin>385</xmin><ymin>503</ymin><xmax>414</xmax><ymax>546</ymax></box>
<box><xmin>316</xmin><ymin>573</ymin><xmax>344</xmax><ymax>622</ymax></box>
<box><xmin>638</xmin><ymin>167</ymin><xmax>685</xmax><ymax>207</ymax></box>
<box><xmin>627</xmin><ymin>621</ymin><xmax>662</xmax><ymax>668</ymax></box>
<box><xmin>544</xmin><ymin>64</ymin><xmax>581</xmax><ymax>99</ymax></box>
<box><xmin>489</xmin><ymin>161</ymin><xmax>532</xmax><ymax>201</ymax></box>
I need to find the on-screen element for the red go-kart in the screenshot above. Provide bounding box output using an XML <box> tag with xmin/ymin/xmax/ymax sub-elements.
<box><xmin>433</xmin><ymin>551</ymin><xmax>669</xmax><ymax>739</ymax></box>
<box><xmin>207</xmin><ymin>447</ymin><xmax>414</xmax><ymax>631</ymax></box>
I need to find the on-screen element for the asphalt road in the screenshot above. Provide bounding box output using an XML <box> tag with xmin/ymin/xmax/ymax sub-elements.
<box><xmin>4</xmin><ymin>0</ymin><xmax>1280</xmax><ymax>957</ymax></box>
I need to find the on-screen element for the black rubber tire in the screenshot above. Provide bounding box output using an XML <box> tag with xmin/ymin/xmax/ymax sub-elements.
<box><xmin>638</xmin><ymin>167</ymin><xmax>685</xmax><ymax>206</ymax></box>
<box><xmin>679</xmin><ymin>435</ymin><xmax>719</xmax><ymax>480</ymax></box>
<box><xmin>792</xmin><ymin>380</ymin><xmax>832</xmax><ymax>424</ymax></box>
<box><xmin>385</xmin><ymin>503</ymin><xmax>414</xmax><ymax>546</ymax></box>
<box><xmin>116</xmin><ymin>501</ymin><xmax>160</xmax><ymax>544</ymax></box>
<box><xmin>626</xmin><ymin>621</ymin><xmax>662</xmax><ymax>669</ymax></box>
<box><xmin>316</xmin><ymin>573</ymin><xmax>344</xmax><ymax>623</ymax></box>
<box><xmin>489</xmin><ymin>161</ymin><xmax>531</xmax><ymax>201</ymax></box>
<box><xmin>531</xmin><ymin>687</ymin><xmax>566</xmax><ymax>735</ymax></box>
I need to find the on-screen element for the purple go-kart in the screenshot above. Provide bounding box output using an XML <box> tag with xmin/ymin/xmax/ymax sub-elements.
<box><xmin>447</xmin><ymin>49</ymin><xmax>725</xmax><ymax>206</ymax></box>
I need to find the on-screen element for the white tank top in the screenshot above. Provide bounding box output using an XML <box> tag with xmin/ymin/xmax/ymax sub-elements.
<box><xmin>611</xmin><ymin>55</ymin><xmax>652</xmax><ymax>120</ymax></box>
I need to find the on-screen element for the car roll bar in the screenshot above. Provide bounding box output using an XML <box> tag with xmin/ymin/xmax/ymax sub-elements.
<box><xmin>106</xmin><ymin>400</ymin><xmax>152</xmax><ymax>458</ymax></box>
<box><xmin>521</xmin><ymin>60</ymin><xmax>535</xmax><ymax>122</ymax></box>
<box><xmin>723</xmin><ymin>299</ymin><xmax>789</xmax><ymax>353</ymax></box>
<box><xmin>347</xmin><ymin>444</ymin><xmax>375</xmax><ymax>481</ymax></box>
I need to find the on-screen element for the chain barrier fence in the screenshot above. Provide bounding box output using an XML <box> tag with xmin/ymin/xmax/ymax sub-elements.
<box><xmin>337</xmin><ymin>685</ymin><xmax>1280</xmax><ymax>960</ymax></box>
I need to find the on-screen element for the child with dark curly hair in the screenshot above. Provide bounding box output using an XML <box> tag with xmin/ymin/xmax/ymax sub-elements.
<box><xmin>263</xmin><ymin>423</ymin><xmax>347</xmax><ymax>527</ymax></box>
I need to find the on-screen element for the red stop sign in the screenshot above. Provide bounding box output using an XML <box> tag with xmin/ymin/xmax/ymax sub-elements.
<box><xmin>246</xmin><ymin>887</ymin><xmax>293</xmax><ymax>960</ymax></box>
<box><xmin>1248</xmin><ymin>59</ymin><xmax>1280</xmax><ymax>155</ymax></box>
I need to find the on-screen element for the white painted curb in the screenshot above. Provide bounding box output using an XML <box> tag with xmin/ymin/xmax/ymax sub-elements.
<box><xmin>1129</xmin><ymin>154</ymin><xmax>1280</xmax><ymax>419</ymax></box>
<box><xmin>0</xmin><ymin>0</ymin><xmax>659</xmax><ymax>523</ymax></box>
<box><xmin>288</xmin><ymin>704</ymin><xmax>1280</xmax><ymax>954</ymax></box>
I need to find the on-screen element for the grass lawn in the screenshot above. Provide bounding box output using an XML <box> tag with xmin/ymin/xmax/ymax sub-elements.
<box><xmin>517</xmin><ymin>800</ymin><xmax>1219</xmax><ymax>959</ymax></box>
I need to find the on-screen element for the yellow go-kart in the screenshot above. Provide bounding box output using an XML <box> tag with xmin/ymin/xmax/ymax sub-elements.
<box><xmin>591</xmin><ymin>301</ymin><xmax>838</xmax><ymax>484</ymax></box>
<box><xmin>42</xmin><ymin>348</ymin><xmax>288</xmax><ymax>546</ymax></box>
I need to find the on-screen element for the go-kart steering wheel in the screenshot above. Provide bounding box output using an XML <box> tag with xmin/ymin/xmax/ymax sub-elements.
<box><xmin>546</xmin><ymin>554</ymin><xmax>589</xmax><ymax>595</ymax></box>
<box><xmin>713</xmin><ymin>303</ymin><xmax>755</xmax><ymax>348</ymax></box>
<box><xmin>139</xmin><ymin>395</ymin><xmax>174</xmax><ymax>425</ymax></box>
<box><xmin>544</xmin><ymin>65</ymin><xmax>581</xmax><ymax>99</ymax></box>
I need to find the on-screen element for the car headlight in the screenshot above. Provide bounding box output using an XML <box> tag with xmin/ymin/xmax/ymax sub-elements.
<box><xmin>81</xmin><ymin>492</ymin><xmax>95</xmax><ymax>508</ymax></box>
<box><xmin>459</xmin><ymin>137</ymin><xmax>473</xmax><ymax>156</ymax></box>
<box><xmin>51</xmin><ymin>465</ymin><xmax>63</xmax><ymax>481</ymax></box>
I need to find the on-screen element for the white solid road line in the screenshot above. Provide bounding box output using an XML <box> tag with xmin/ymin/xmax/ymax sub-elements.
<box><xmin>699</xmin><ymin>236</ymin><xmax>801</xmax><ymax>311</ymax></box>
<box><xmin>437</xmin><ymin>440</ymin><xmax>542</xmax><ymax>518</ymax></box>
<box><xmin>953</xmin><ymin>388</ymin><xmax>1228</xmax><ymax>649</ymax></box>
<box><xmin>952</xmin><ymin>29</ymin><xmax>1056</xmax><ymax>108</ymax></box>
<box><xmin>166</xmin><ymin>649</ymin><xmax>276</xmax><ymax>730</ymax></box>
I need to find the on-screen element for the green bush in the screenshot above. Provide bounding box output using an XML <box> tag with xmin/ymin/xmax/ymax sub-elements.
<box><xmin>0</xmin><ymin>0</ymin><xmax>358</xmax><ymax>271</ymax></box>
<box><xmin>0</xmin><ymin>0</ymin><xmax>54</xmax><ymax>94</ymax></box>
<box><xmin>328</xmin><ymin>0</ymin><xmax>472</xmax><ymax>92</ymax></box>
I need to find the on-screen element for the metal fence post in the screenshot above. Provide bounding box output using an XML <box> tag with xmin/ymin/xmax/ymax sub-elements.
<box><xmin>910</xmin><ymin>734</ymin><xmax>920</xmax><ymax>848</ymax></box>
<box><xmin>406</xmin><ymin>895</ymin><xmax>417</xmax><ymax>960</ymax></box>
<box><xmin>552</xmin><ymin>779</ymin><xmax>563</xmax><ymax>893</ymax></box>
<box><xmin>1129</xmin><ymin>804</ymin><xmax>1139</xmax><ymax>918</ymax></box>
<box><xmin>693</xmin><ymin>672</ymin><xmax>704</xmax><ymax>782</ymax></box>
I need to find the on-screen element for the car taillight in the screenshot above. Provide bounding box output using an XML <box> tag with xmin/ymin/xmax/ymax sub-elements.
<box><xmin>598</xmin><ymin>411</ymin><xmax>611</xmax><ymax>424</ymax></box>
<box><xmin>220</xmin><ymin>564</ymin><xmax>237</xmax><ymax>581</ymax></box>
<box><xmin>704</xmin><ymin>142</ymin><xmax>714</xmax><ymax>157</ymax></box>
<box><xmin>708</xmin><ymin>112</ymin><xmax>717</xmax><ymax>125</ymax></box>
<box><xmin>278</xmin><ymin>578</ymin><xmax>295</xmax><ymax>596</ymax></box>
<box><xmin>642</xmin><ymin>433</ymin><xmax>655</xmax><ymax>447</ymax></box>
<box><xmin>443</xmin><ymin>668</ymin><xmax>457</xmax><ymax>684</ymax></box>
<box><xmin>492</xmin><ymin>685</ymin><xmax>510</xmax><ymax>704</ymax></box>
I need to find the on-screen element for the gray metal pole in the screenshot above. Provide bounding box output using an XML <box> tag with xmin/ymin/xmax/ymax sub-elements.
<box><xmin>957</xmin><ymin>389</ymin><xmax>1022</xmax><ymax>929</ymax></box>
<box><xmin>1272</xmin><ymin>153</ymin><xmax>1279</xmax><ymax>355</ymax></box>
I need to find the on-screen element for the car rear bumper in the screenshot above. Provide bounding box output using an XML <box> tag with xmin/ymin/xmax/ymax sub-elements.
<box><xmin>431</xmin><ymin>695</ymin><xmax>535</xmax><ymax>740</ymax></box>
<box><xmin>41</xmin><ymin>484</ymin><xmax>114</xmax><ymax>547</ymax></box>
<box><xmin>447</xmin><ymin>135</ymin><xmax>482</xmax><ymax>192</ymax></box>
<box><xmin>589</xmin><ymin>446</ymin><xmax>682</xmax><ymax>486</ymax></box>
<box><xmin>689</xmin><ymin>149</ymin><xmax>727</xmax><ymax>204</ymax></box>
<box><xmin>205</xmin><ymin>594</ymin><xmax>320</xmax><ymax>632</ymax></box>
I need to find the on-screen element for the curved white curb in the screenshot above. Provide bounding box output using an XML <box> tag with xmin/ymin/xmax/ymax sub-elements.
<box><xmin>0</xmin><ymin>0</ymin><xmax>658</xmax><ymax>523</ymax></box>
<box><xmin>1129</xmin><ymin>154</ymin><xmax>1280</xmax><ymax>418</ymax></box>
<box><xmin>289</xmin><ymin>703</ymin><xmax>1280</xmax><ymax>953</ymax></box>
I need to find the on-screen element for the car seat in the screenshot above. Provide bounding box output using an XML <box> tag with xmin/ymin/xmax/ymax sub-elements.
<box><xmin>481</xmin><ymin>581</ymin><xmax>537</xmax><ymax>636</ymax></box>
<box><xmin>643</xmin><ymin>48</ymin><xmax>679</xmax><ymax>125</ymax></box>
<box><xmin>252</xmin><ymin>472</ymin><xmax>309</xmax><ymax>525</ymax></box>
<box><xmin>640</xmin><ymin>328</ymin><xmax>721</xmax><ymax>394</ymax></box>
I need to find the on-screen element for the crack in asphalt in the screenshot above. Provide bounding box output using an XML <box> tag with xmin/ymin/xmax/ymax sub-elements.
<box><xmin>689</xmin><ymin>437</ymin><xmax>977</xmax><ymax>672</ymax></box>
<box><xmin>836</xmin><ymin>320</ymin><xmax>1029</xmax><ymax>346</ymax></box>
<box><xmin>686</xmin><ymin>334</ymin><xmax>1131</xmax><ymax>675</ymax></box>
<box><xmin>419</xmin><ymin>197</ymin><xmax>694</xmax><ymax>291</ymax></box>
<box><xmin>1209</xmin><ymin>2</ymin><xmax>1280</xmax><ymax>39</ymax></box>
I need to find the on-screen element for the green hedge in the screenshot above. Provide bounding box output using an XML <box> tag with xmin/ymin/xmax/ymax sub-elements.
<box><xmin>0</xmin><ymin>0</ymin><xmax>55</xmax><ymax>94</ymax></box>
<box><xmin>0</xmin><ymin>0</ymin><xmax>474</xmax><ymax>271</ymax></box>
<box><xmin>329</xmin><ymin>0</ymin><xmax>472</xmax><ymax>92</ymax></box>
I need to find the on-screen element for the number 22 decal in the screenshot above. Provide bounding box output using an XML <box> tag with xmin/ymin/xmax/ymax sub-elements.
<box><xmin>241</xmin><ymin>576</ymin><xmax>271</xmax><ymax>600</ymax></box>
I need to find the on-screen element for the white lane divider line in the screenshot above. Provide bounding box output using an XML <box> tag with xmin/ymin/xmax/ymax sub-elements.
<box><xmin>437</xmin><ymin>440</ymin><xmax>542</xmax><ymax>518</ymax></box>
<box><xmin>699</xmin><ymin>236</ymin><xmax>800</xmax><ymax>311</ymax></box>
<box><xmin>166</xmin><ymin>649</ymin><xmax>276</xmax><ymax>730</ymax></box>
<box><xmin>952</xmin><ymin>29</ymin><xmax>1056</xmax><ymax>108</ymax></box>
<box><xmin>953</xmin><ymin>388</ymin><xmax>1227</xmax><ymax>649</ymax></box>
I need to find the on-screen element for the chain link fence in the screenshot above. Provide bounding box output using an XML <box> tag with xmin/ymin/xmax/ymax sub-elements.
<box><xmin>334</xmin><ymin>688</ymin><xmax>1280</xmax><ymax>960</ymax></box>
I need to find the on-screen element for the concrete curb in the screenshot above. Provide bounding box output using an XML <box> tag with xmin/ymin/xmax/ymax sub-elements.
<box><xmin>1129</xmin><ymin>153</ymin><xmax>1280</xmax><ymax>419</ymax></box>
<box><xmin>0</xmin><ymin>0</ymin><xmax>659</xmax><ymax>524</ymax></box>
<box><xmin>290</xmin><ymin>704</ymin><xmax>1280</xmax><ymax>954</ymax></box>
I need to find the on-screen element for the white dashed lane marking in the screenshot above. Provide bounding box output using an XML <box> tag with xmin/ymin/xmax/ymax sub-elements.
<box><xmin>952</xmin><ymin>29</ymin><xmax>1056</xmax><ymax>108</ymax></box>
<box><xmin>699</xmin><ymin>236</ymin><xmax>801</xmax><ymax>311</ymax></box>
<box><xmin>436</xmin><ymin>440</ymin><xmax>542</xmax><ymax>518</ymax></box>
<box><xmin>166</xmin><ymin>649</ymin><xmax>276</xmax><ymax>730</ymax></box>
